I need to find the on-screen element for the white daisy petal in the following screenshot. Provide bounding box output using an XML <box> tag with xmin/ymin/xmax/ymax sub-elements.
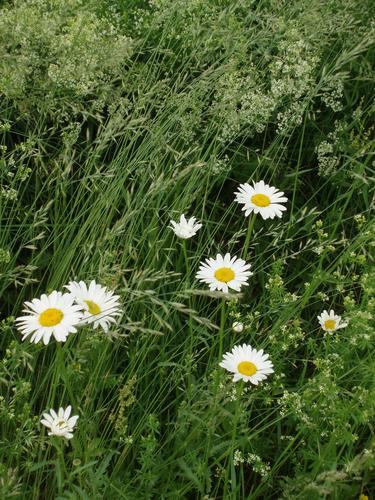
<box><xmin>220</xmin><ymin>344</ymin><xmax>274</xmax><ymax>385</ymax></box>
<box><xmin>40</xmin><ymin>419</ymin><xmax>52</xmax><ymax>428</ymax></box>
<box><xmin>40</xmin><ymin>406</ymin><xmax>79</xmax><ymax>440</ymax></box>
<box><xmin>68</xmin><ymin>415</ymin><xmax>79</xmax><ymax>427</ymax></box>
<box><xmin>169</xmin><ymin>213</ymin><xmax>202</xmax><ymax>239</ymax></box>
<box><xmin>64</xmin><ymin>406</ymin><xmax>72</xmax><ymax>420</ymax></box>
<box><xmin>195</xmin><ymin>253</ymin><xmax>253</xmax><ymax>293</ymax></box>
<box><xmin>234</xmin><ymin>180</ymin><xmax>287</xmax><ymax>220</ymax></box>
<box><xmin>15</xmin><ymin>291</ymin><xmax>84</xmax><ymax>345</ymax></box>
<box><xmin>65</xmin><ymin>280</ymin><xmax>121</xmax><ymax>333</ymax></box>
<box><xmin>317</xmin><ymin>308</ymin><xmax>348</xmax><ymax>333</ymax></box>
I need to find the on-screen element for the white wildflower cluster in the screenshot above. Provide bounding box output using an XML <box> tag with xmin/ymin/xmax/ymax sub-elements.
<box><xmin>1</xmin><ymin>187</ymin><xmax>18</xmax><ymax>201</ymax></box>
<box><xmin>316</xmin><ymin>140</ymin><xmax>340</xmax><ymax>177</ymax></box>
<box><xmin>233</xmin><ymin>450</ymin><xmax>271</xmax><ymax>477</ymax></box>
<box><xmin>315</xmin><ymin>121</ymin><xmax>352</xmax><ymax>177</ymax></box>
<box><xmin>354</xmin><ymin>214</ymin><xmax>366</xmax><ymax>229</ymax></box>
<box><xmin>320</xmin><ymin>74</ymin><xmax>345</xmax><ymax>112</ymax></box>
<box><xmin>0</xmin><ymin>248</ymin><xmax>11</xmax><ymax>264</ymax></box>
<box><xmin>312</xmin><ymin>219</ymin><xmax>336</xmax><ymax>255</ymax></box>
<box><xmin>314</xmin><ymin>354</ymin><xmax>344</xmax><ymax>372</ymax></box>
<box><xmin>283</xmin><ymin>292</ymin><xmax>299</xmax><ymax>303</ymax></box>
<box><xmin>0</xmin><ymin>0</ymin><xmax>132</xmax><ymax>100</ymax></box>
<box><xmin>270</xmin><ymin>28</ymin><xmax>319</xmax><ymax>133</ymax></box>
<box><xmin>211</xmin><ymin>68</ymin><xmax>275</xmax><ymax>143</ymax></box>
<box><xmin>278</xmin><ymin>390</ymin><xmax>311</xmax><ymax>425</ymax></box>
<box><xmin>211</xmin><ymin>26</ymin><xmax>321</xmax><ymax>141</ymax></box>
<box><xmin>210</xmin><ymin>156</ymin><xmax>230</xmax><ymax>176</ymax></box>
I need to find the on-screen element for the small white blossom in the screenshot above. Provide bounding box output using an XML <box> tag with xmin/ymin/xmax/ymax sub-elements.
<box><xmin>169</xmin><ymin>214</ymin><xmax>202</xmax><ymax>239</ymax></box>
<box><xmin>232</xmin><ymin>321</ymin><xmax>244</xmax><ymax>333</ymax></box>
<box><xmin>41</xmin><ymin>406</ymin><xmax>79</xmax><ymax>439</ymax></box>
<box><xmin>317</xmin><ymin>309</ymin><xmax>348</xmax><ymax>333</ymax></box>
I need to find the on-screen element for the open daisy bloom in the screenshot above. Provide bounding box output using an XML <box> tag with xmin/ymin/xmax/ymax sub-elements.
<box><xmin>220</xmin><ymin>344</ymin><xmax>274</xmax><ymax>384</ymax></box>
<box><xmin>15</xmin><ymin>291</ymin><xmax>83</xmax><ymax>345</ymax></box>
<box><xmin>234</xmin><ymin>180</ymin><xmax>287</xmax><ymax>220</ymax></box>
<box><xmin>41</xmin><ymin>406</ymin><xmax>79</xmax><ymax>439</ymax></box>
<box><xmin>317</xmin><ymin>309</ymin><xmax>348</xmax><ymax>333</ymax></box>
<box><xmin>196</xmin><ymin>253</ymin><xmax>253</xmax><ymax>293</ymax></box>
<box><xmin>169</xmin><ymin>214</ymin><xmax>202</xmax><ymax>239</ymax></box>
<box><xmin>65</xmin><ymin>280</ymin><xmax>121</xmax><ymax>333</ymax></box>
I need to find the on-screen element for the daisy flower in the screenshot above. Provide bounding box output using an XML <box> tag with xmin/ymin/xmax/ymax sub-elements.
<box><xmin>234</xmin><ymin>180</ymin><xmax>287</xmax><ymax>220</ymax></box>
<box><xmin>196</xmin><ymin>253</ymin><xmax>253</xmax><ymax>293</ymax></box>
<box><xmin>169</xmin><ymin>214</ymin><xmax>202</xmax><ymax>239</ymax></box>
<box><xmin>41</xmin><ymin>406</ymin><xmax>79</xmax><ymax>439</ymax></box>
<box><xmin>15</xmin><ymin>291</ymin><xmax>83</xmax><ymax>345</ymax></box>
<box><xmin>220</xmin><ymin>344</ymin><xmax>274</xmax><ymax>384</ymax></box>
<box><xmin>65</xmin><ymin>280</ymin><xmax>121</xmax><ymax>332</ymax></box>
<box><xmin>317</xmin><ymin>309</ymin><xmax>348</xmax><ymax>333</ymax></box>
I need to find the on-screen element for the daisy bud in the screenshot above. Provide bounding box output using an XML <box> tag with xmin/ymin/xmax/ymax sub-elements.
<box><xmin>232</xmin><ymin>321</ymin><xmax>244</xmax><ymax>333</ymax></box>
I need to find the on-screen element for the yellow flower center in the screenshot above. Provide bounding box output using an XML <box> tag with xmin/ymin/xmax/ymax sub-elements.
<box><xmin>85</xmin><ymin>300</ymin><xmax>101</xmax><ymax>315</ymax></box>
<box><xmin>214</xmin><ymin>267</ymin><xmax>235</xmax><ymax>283</ymax></box>
<box><xmin>39</xmin><ymin>308</ymin><xmax>64</xmax><ymax>327</ymax></box>
<box><xmin>251</xmin><ymin>193</ymin><xmax>271</xmax><ymax>207</ymax></box>
<box><xmin>238</xmin><ymin>361</ymin><xmax>257</xmax><ymax>376</ymax></box>
<box><xmin>324</xmin><ymin>319</ymin><xmax>336</xmax><ymax>330</ymax></box>
<box><xmin>56</xmin><ymin>419</ymin><xmax>67</xmax><ymax>429</ymax></box>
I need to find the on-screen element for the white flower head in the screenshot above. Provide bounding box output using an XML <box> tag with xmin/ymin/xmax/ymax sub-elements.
<box><xmin>317</xmin><ymin>309</ymin><xmax>348</xmax><ymax>333</ymax></box>
<box><xmin>169</xmin><ymin>214</ymin><xmax>202</xmax><ymax>239</ymax></box>
<box><xmin>220</xmin><ymin>344</ymin><xmax>274</xmax><ymax>384</ymax></box>
<box><xmin>41</xmin><ymin>406</ymin><xmax>78</xmax><ymax>439</ymax></box>
<box><xmin>232</xmin><ymin>321</ymin><xmax>244</xmax><ymax>333</ymax></box>
<box><xmin>234</xmin><ymin>180</ymin><xmax>287</xmax><ymax>220</ymax></box>
<box><xmin>65</xmin><ymin>280</ymin><xmax>121</xmax><ymax>333</ymax></box>
<box><xmin>15</xmin><ymin>291</ymin><xmax>83</xmax><ymax>345</ymax></box>
<box><xmin>196</xmin><ymin>253</ymin><xmax>253</xmax><ymax>293</ymax></box>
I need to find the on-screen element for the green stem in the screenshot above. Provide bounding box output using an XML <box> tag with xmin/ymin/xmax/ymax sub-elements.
<box><xmin>54</xmin><ymin>439</ymin><xmax>66</xmax><ymax>495</ymax></box>
<box><xmin>48</xmin><ymin>343</ymin><xmax>64</xmax><ymax>409</ymax></box>
<box><xmin>219</xmin><ymin>298</ymin><xmax>226</xmax><ymax>358</ymax></box>
<box><xmin>242</xmin><ymin>213</ymin><xmax>256</xmax><ymax>260</ymax></box>
<box><xmin>182</xmin><ymin>240</ymin><xmax>195</xmax><ymax>396</ymax></box>
<box><xmin>228</xmin><ymin>381</ymin><xmax>244</xmax><ymax>493</ymax></box>
<box><xmin>181</xmin><ymin>239</ymin><xmax>189</xmax><ymax>280</ymax></box>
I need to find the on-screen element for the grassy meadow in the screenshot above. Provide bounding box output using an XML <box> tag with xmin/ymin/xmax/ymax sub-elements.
<box><xmin>0</xmin><ymin>0</ymin><xmax>374</xmax><ymax>498</ymax></box>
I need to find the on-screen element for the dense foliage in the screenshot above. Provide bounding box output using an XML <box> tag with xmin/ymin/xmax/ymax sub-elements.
<box><xmin>0</xmin><ymin>0</ymin><xmax>374</xmax><ymax>498</ymax></box>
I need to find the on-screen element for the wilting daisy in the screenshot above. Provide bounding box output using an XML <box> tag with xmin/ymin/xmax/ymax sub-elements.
<box><xmin>65</xmin><ymin>280</ymin><xmax>121</xmax><ymax>332</ymax></box>
<box><xmin>234</xmin><ymin>180</ymin><xmax>287</xmax><ymax>220</ymax></box>
<box><xmin>220</xmin><ymin>344</ymin><xmax>274</xmax><ymax>384</ymax></box>
<box><xmin>41</xmin><ymin>406</ymin><xmax>79</xmax><ymax>439</ymax></box>
<box><xmin>196</xmin><ymin>253</ymin><xmax>253</xmax><ymax>293</ymax></box>
<box><xmin>169</xmin><ymin>214</ymin><xmax>202</xmax><ymax>239</ymax></box>
<box><xmin>317</xmin><ymin>309</ymin><xmax>348</xmax><ymax>333</ymax></box>
<box><xmin>15</xmin><ymin>291</ymin><xmax>83</xmax><ymax>345</ymax></box>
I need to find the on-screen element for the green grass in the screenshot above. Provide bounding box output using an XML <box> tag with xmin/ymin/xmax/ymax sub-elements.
<box><xmin>0</xmin><ymin>0</ymin><xmax>374</xmax><ymax>498</ymax></box>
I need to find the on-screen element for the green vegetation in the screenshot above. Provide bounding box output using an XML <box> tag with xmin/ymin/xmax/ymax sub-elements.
<box><xmin>0</xmin><ymin>0</ymin><xmax>374</xmax><ymax>498</ymax></box>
